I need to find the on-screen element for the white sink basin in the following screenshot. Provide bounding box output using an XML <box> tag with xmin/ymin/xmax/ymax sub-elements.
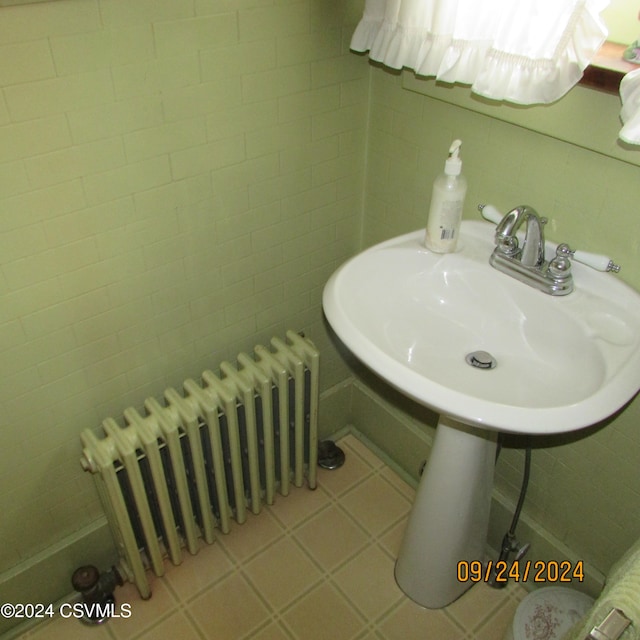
<box><xmin>323</xmin><ymin>219</ymin><xmax>640</xmax><ymax>608</ymax></box>
<box><xmin>323</xmin><ymin>220</ymin><xmax>640</xmax><ymax>434</ymax></box>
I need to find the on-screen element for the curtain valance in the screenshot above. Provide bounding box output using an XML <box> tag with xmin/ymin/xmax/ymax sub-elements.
<box><xmin>351</xmin><ymin>0</ymin><xmax>609</xmax><ymax>105</ymax></box>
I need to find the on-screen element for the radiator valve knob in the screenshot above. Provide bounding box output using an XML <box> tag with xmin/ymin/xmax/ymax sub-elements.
<box><xmin>72</xmin><ymin>565</ymin><xmax>100</xmax><ymax>593</ymax></box>
<box><xmin>71</xmin><ymin>565</ymin><xmax>123</xmax><ymax>625</ymax></box>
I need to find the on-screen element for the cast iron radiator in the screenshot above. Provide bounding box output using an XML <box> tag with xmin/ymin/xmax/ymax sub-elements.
<box><xmin>80</xmin><ymin>330</ymin><xmax>319</xmax><ymax>598</ymax></box>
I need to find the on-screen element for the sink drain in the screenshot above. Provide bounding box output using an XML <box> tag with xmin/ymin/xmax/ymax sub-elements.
<box><xmin>465</xmin><ymin>350</ymin><xmax>497</xmax><ymax>370</ymax></box>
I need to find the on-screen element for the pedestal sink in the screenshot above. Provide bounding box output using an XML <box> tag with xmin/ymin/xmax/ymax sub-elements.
<box><xmin>322</xmin><ymin>220</ymin><xmax>640</xmax><ymax>608</ymax></box>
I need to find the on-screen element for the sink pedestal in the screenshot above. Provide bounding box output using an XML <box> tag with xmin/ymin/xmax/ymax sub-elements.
<box><xmin>395</xmin><ymin>416</ymin><xmax>497</xmax><ymax>608</ymax></box>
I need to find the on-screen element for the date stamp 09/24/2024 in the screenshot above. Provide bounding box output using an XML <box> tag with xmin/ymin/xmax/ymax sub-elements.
<box><xmin>457</xmin><ymin>559</ymin><xmax>585</xmax><ymax>584</ymax></box>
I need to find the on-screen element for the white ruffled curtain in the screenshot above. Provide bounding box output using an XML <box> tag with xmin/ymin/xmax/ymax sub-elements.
<box><xmin>351</xmin><ymin>0</ymin><xmax>609</xmax><ymax>105</ymax></box>
<box><xmin>619</xmin><ymin>68</ymin><xmax>640</xmax><ymax>145</ymax></box>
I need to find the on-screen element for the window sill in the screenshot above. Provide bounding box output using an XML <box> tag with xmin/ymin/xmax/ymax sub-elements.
<box><xmin>580</xmin><ymin>41</ymin><xmax>638</xmax><ymax>93</ymax></box>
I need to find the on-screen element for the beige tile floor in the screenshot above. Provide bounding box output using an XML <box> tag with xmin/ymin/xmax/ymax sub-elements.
<box><xmin>16</xmin><ymin>434</ymin><xmax>527</xmax><ymax>640</ymax></box>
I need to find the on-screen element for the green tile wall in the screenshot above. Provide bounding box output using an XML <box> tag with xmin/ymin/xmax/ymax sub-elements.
<box><xmin>0</xmin><ymin>0</ymin><xmax>367</xmax><ymax>597</ymax></box>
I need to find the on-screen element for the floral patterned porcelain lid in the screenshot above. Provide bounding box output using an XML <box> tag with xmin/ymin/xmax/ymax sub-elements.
<box><xmin>515</xmin><ymin>587</ymin><xmax>594</xmax><ymax>640</ymax></box>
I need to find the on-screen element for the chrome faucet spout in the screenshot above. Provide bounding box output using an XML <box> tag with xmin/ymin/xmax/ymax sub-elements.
<box><xmin>494</xmin><ymin>205</ymin><xmax>527</xmax><ymax>238</ymax></box>
<box><xmin>520</xmin><ymin>210</ymin><xmax>546</xmax><ymax>268</ymax></box>
<box><xmin>495</xmin><ymin>205</ymin><xmax>546</xmax><ymax>267</ymax></box>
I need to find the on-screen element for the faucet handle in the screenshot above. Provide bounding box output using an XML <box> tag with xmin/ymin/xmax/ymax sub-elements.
<box><xmin>477</xmin><ymin>204</ymin><xmax>503</xmax><ymax>225</ymax></box>
<box><xmin>556</xmin><ymin>243</ymin><xmax>621</xmax><ymax>273</ymax></box>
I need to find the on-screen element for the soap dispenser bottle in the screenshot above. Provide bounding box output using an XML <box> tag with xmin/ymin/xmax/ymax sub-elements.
<box><xmin>425</xmin><ymin>139</ymin><xmax>467</xmax><ymax>253</ymax></box>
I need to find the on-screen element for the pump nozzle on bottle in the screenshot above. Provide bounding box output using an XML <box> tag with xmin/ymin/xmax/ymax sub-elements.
<box><xmin>445</xmin><ymin>140</ymin><xmax>462</xmax><ymax>176</ymax></box>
